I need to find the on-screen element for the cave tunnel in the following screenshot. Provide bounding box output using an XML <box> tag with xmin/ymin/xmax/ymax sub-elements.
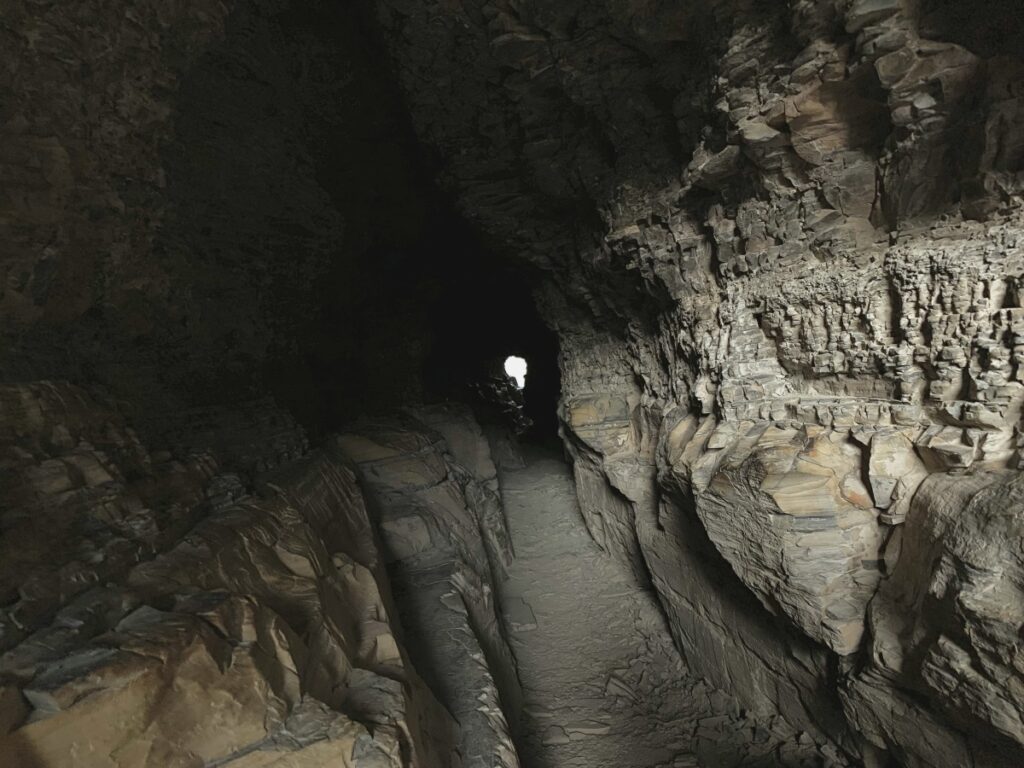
<box><xmin>3</xmin><ymin>1</ymin><xmax>1024</xmax><ymax>767</ymax></box>
<box><xmin>417</xmin><ymin>219</ymin><xmax>563</xmax><ymax>447</ymax></box>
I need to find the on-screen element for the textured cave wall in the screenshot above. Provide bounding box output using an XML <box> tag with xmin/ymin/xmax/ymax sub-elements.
<box><xmin>5</xmin><ymin>0</ymin><xmax>1024</xmax><ymax>765</ymax></box>
<box><xmin>370</xmin><ymin>0</ymin><xmax>1024</xmax><ymax>765</ymax></box>
<box><xmin>0</xmin><ymin>0</ymin><xmax>512</xmax><ymax>437</ymax></box>
<box><xmin>339</xmin><ymin>406</ymin><xmax>524</xmax><ymax>768</ymax></box>
<box><xmin>1</xmin><ymin>0</ymin><xmax>557</xmax><ymax>464</ymax></box>
<box><xmin>0</xmin><ymin>0</ymin><xmax>430</xmax><ymax>683</ymax></box>
<box><xmin>0</xmin><ymin>383</ymin><xmax>469</xmax><ymax>767</ymax></box>
<box><xmin>0</xmin><ymin>2</ymin><xmax>535</xmax><ymax>765</ymax></box>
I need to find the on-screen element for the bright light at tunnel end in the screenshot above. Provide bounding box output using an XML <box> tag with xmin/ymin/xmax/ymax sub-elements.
<box><xmin>504</xmin><ymin>355</ymin><xmax>527</xmax><ymax>389</ymax></box>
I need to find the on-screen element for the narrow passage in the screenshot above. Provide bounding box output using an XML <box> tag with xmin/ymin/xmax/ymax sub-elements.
<box><xmin>496</xmin><ymin>450</ymin><xmax>698</xmax><ymax>768</ymax></box>
<box><xmin>495</xmin><ymin>449</ymin><xmax>837</xmax><ymax>768</ymax></box>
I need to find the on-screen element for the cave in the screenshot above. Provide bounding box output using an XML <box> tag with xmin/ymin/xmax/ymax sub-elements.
<box><xmin>2</xmin><ymin>2</ymin><xmax>1024</xmax><ymax>767</ymax></box>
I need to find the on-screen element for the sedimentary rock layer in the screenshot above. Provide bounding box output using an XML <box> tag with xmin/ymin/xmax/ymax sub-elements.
<box><xmin>0</xmin><ymin>388</ymin><xmax>516</xmax><ymax>767</ymax></box>
<box><xmin>371</xmin><ymin>1</ymin><xmax>1024</xmax><ymax>764</ymax></box>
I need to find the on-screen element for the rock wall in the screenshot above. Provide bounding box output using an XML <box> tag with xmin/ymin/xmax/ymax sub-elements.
<box><xmin>371</xmin><ymin>1</ymin><xmax>1024</xmax><ymax>765</ymax></box>
<box><xmin>0</xmin><ymin>383</ymin><xmax>465</xmax><ymax>767</ymax></box>
<box><xmin>4</xmin><ymin>0</ymin><xmax>1024</xmax><ymax>765</ymax></box>
<box><xmin>0</xmin><ymin>0</ymin><xmax>481</xmax><ymax>432</ymax></box>
<box><xmin>339</xmin><ymin>405</ymin><xmax>522</xmax><ymax>768</ymax></box>
<box><xmin>0</xmin><ymin>381</ymin><xmax>526</xmax><ymax>767</ymax></box>
<box><xmin>0</xmin><ymin>3</ymin><xmax>532</xmax><ymax>765</ymax></box>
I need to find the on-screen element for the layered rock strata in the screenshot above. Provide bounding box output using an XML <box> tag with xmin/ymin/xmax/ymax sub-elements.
<box><xmin>0</xmin><ymin>386</ymin><xmax>515</xmax><ymax>767</ymax></box>
<box><xmin>372</xmin><ymin>0</ymin><xmax>1024</xmax><ymax>764</ymax></box>
<box><xmin>339</xmin><ymin>405</ymin><xmax>521</xmax><ymax>768</ymax></box>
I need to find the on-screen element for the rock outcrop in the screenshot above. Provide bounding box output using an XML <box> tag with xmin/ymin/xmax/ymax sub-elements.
<box><xmin>0</xmin><ymin>389</ymin><xmax>532</xmax><ymax>768</ymax></box>
<box><xmin>339</xmin><ymin>405</ymin><xmax>522</xmax><ymax>768</ymax></box>
<box><xmin>370</xmin><ymin>0</ymin><xmax>1024</xmax><ymax>764</ymax></box>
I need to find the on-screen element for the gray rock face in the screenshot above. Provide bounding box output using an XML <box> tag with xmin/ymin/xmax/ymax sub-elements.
<box><xmin>846</xmin><ymin>470</ymin><xmax>1024</xmax><ymax>765</ymax></box>
<box><xmin>338</xmin><ymin>406</ymin><xmax>522</xmax><ymax>768</ymax></box>
<box><xmin>0</xmin><ymin>390</ymin><xmax>462</xmax><ymax>766</ymax></box>
<box><xmin>369</xmin><ymin>0</ymin><xmax>1024</xmax><ymax>764</ymax></box>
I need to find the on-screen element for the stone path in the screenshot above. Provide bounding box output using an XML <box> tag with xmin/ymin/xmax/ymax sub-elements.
<box><xmin>496</xmin><ymin>450</ymin><xmax>699</xmax><ymax>768</ymax></box>
<box><xmin>494</xmin><ymin>450</ymin><xmax>840</xmax><ymax>768</ymax></box>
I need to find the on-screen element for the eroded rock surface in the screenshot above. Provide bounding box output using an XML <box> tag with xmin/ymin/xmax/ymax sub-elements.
<box><xmin>370</xmin><ymin>0</ymin><xmax>1024</xmax><ymax>765</ymax></box>
<box><xmin>339</xmin><ymin>406</ymin><xmax>521</xmax><ymax>768</ymax></box>
<box><xmin>0</xmin><ymin>387</ymin><xmax>465</xmax><ymax>767</ymax></box>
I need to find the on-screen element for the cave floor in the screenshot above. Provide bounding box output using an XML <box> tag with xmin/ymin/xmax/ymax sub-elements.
<box><xmin>495</xmin><ymin>450</ymin><xmax>835</xmax><ymax>768</ymax></box>
<box><xmin>496</xmin><ymin>450</ymin><xmax>700</xmax><ymax>768</ymax></box>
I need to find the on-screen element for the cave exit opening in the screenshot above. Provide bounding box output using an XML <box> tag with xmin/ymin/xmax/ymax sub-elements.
<box><xmin>504</xmin><ymin>355</ymin><xmax>527</xmax><ymax>389</ymax></box>
<box><xmin>414</xmin><ymin>210</ymin><xmax>561</xmax><ymax>444</ymax></box>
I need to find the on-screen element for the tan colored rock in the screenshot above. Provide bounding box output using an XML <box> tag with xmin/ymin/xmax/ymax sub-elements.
<box><xmin>854</xmin><ymin>471</ymin><xmax>1024</xmax><ymax>761</ymax></box>
<box><xmin>1</xmin><ymin>437</ymin><xmax>461</xmax><ymax>768</ymax></box>
<box><xmin>340</xmin><ymin>414</ymin><xmax>520</xmax><ymax>768</ymax></box>
<box><xmin>862</xmin><ymin>428</ymin><xmax>928</xmax><ymax>524</ymax></box>
<box><xmin>785</xmin><ymin>81</ymin><xmax>890</xmax><ymax>167</ymax></box>
<box><xmin>686</xmin><ymin>424</ymin><xmax>883</xmax><ymax>654</ymax></box>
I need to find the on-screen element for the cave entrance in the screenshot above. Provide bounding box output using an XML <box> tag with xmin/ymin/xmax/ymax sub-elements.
<box><xmin>439</xmin><ymin>329</ymin><xmax>559</xmax><ymax>444</ymax></box>
<box><xmin>417</xmin><ymin>213</ymin><xmax>560</xmax><ymax>445</ymax></box>
<box><xmin>497</xmin><ymin>335</ymin><xmax>559</xmax><ymax>446</ymax></box>
<box><xmin>496</xmin><ymin>355</ymin><xmax>531</xmax><ymax>433</ymax></box>
<box><xmin>504</xmin><ymin>356</ymin><xmax>527</xmax><ymax>389</ymax></box>
<box><xmin>476</xmin><ymin>337</ymin><xmax>559</xmax><ymax>445</ymax></box>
